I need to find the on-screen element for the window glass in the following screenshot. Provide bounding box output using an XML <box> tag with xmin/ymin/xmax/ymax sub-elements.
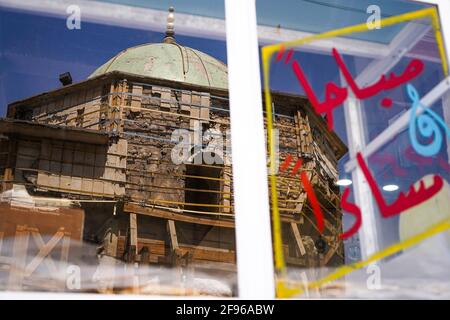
<box><xmin>0</xmin><ymin>0</ymin><xmax>237</xmax><ymax>297</ymax></box>
<box><xmin>257</xmin><ymin>0</ymin><xmax>450</xmax><ymax>298</ymax></box>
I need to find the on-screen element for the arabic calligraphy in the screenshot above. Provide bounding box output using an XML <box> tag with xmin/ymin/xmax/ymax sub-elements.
<box><xmin>280</xmin><ymin>47</ymin><xmax>450</xmax><ymax>159</ymax></box>
<box><xmin>288</xmin><ymin>48</ymin><xmax>424</xmax><ymax>131</ymax></box>
<box><xmin>357</xmin><ymin>152</ymin><xmax>443</xmax><ymax>218</ymax></box>
<box><xmin>279</xmin><ymin>152</ymin><xmax>444</xmax><ymax>239</ymax></box>
<box><xmin>274</xmin><ymin>47</ymin><xmax>447</xmax><ymax>240</ymax></box>
<box><xmin>407</xmin><ymin>83</ymin><xmax>450</xmax><ymax>157</ymax></box>
<box><xmin>341</xmin><ymin>153</ymin><xmax>443</xmax><ymax>239</ymax></box>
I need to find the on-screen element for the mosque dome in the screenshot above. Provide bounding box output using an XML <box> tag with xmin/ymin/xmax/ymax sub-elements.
<box><xmin>89</xmin><ymin>42</ymin><xmax>228</xmax><ymax>90</ymax></box>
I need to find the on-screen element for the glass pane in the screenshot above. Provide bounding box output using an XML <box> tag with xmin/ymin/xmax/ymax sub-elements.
<box><xmin>0</xmin><ymin>1</ymin><xmax>237</xmax><ymax>297</ymax></box>
<box><xmin>257</xmin><ymin>0</ymin><xmax>450</xmax><ymax>298</ymax></box>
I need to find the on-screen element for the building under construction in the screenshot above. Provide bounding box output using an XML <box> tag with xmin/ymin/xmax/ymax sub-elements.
<box><xmin>0</xmin><ymin>9</ymin><xmax>347</xmax><ymax>294</ymax></box>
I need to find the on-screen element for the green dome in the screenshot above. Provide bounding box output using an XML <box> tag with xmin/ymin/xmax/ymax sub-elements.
<box><xmin>89</xmin><ymin>43</ymin><xmax>228</xmax><ymax>90</ymax></box>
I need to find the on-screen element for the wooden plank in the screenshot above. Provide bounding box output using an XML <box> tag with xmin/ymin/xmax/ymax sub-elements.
<box><xmin>117</xmin><ymin>237</ymin><xmax>236</xmax><ymax>265</ymax></box>
<box><xmin>71</xmin><ymin>177</ymin><xmax>82</xmax><ymax>191</ymax></box>
<box><xmin>294</xmin><ymin>111</ymin><xmax>304</xmax><ymax>153</ymax></box>
<box><xmin>290</xmin><ymin>222</ymin><xmax>306</xmax><ymax>256</ymax></box>
<box><xmin>3</xmin><ymin>168</ymin><xmax>13</xmax><ymax>191</ymax></box>
<box><xmin>8</xmin><ymin>226</ymin><xmax>30</xmax><ymax>289</ymax></box>
<box><xmin>190</xmin><ymin>106</ymin><xmax>200</xmax><ymax>129</ymax></box>
<box><xmin>129</xmin><ymin>213</ymin><xmax>138</xmax><ymax>256</ymax></box>
<box><xmin>166</xmin><ymin>220</ymin><xmax>179</xmax><ymax>251</ymax></box>
<box><xmin>93</xmin><ymin>180</ymin><xmax>104</xmax><ymax>194</ymax></box>
<box><xmin>222</xmin><ymin>167</ymin><xmax>232</xmax><ymax>213</ymax></box>
<box><xmin>25</xmin><ymin>229</ymin><xmax>64</xmax><ymax>276</ymax></box>
<box><xmin>0</xmin><ymin>119</ymin><xmax>108</xmax><ymax>145</ymax></box>
<box><xmin>124</xmin><ymin>203</ymin><xmax>234</xmax><ymax>228</ymax></box>
<box><xmin>305</xmin><ymin>114</ymin><xmax>314</xmax><ymax>151</ymax></box>
<box><xmin>200</xmin><ymin>94</ymin><xmax>210</xmax><ymax>121</ymax></box>
<box><xmin>103</xmin><ymin>181</ymin><xmax>114</xmax><ymax>196</ymax></box>
<box><xmin>81</xmin><ymin>178</ymin><xmax>93</xmax><ymax>193</ymax></box>
<box><xmin>160</xmin><ymin>88</ymin><xmax>172</xmax><ymax>111</ymax></box>
<box><xmin>126</xmin><ymin>203</ymin><xmax>307</xmax><ymax>229</ymax></box>
<box><xmin>167</xmin><ymin>219</ymin><xmax>182</xmax><ymax>273</ymax></box>
<box><xmin>37</xmin><ymin>172</ymin><xmax>49</xmax><ymax>187</ymax></box>
<box><xmin>131</xmin><ymin>85</ymin><xmax>143</xmax><ymax>108</ymax></box>
<box><xmin>60</xmin><ymin>175</ymin><xmax>72</xmax><ymax>190</ymax></box>
<box><xmin>116</xmin><ymin>139</ymin><xmax>128</xmax><ymax>156</ymax></box>
<box><xmin>103</xmin><ymin>219</ymin><xmax>119</xmax><ymax>257</ymax></box>
<box><xmin>180</xmin><ymin>91</ymin><xmax>191</xmax><ymax>114</ymax></box>
<box><xmin>60</xmin><ymin>235</ymin><xmax>71</xmax><ymax>263</ymax></box>
<box><xmin>48</xmin><ymin>174</ymin><xmax>60</xmax><ymax>188</ymax></box>
<box><xmin>3</xmin><ymin>139</ymin><xmax>17</xmax><ymax>191</ymax></box>
<box><xmin>294</xmin><ymin>193</ymin><xmax>307</xmax><ymax>214</ymax></box>
<box><xmin>105</xmin><ymin>155</ymin><xmax>119</xmax><ymax>168</ymax></box>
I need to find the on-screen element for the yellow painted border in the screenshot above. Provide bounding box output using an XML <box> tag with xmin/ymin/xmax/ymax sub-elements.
<box><xmin>261</xmin><ymin>7</ymin><xmax>450</xmax><ymax>298</ymax></box>
<box><xmin>277</xmin><ymin>219</ymin><xmax>450</xmax><ymax>297</ymax></box>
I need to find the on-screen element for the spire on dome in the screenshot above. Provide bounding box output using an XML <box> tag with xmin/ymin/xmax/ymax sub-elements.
<box><xmin>163</xmin><ymin>7</ymin><xmax>176</xmax><ymax>44</ymax></box>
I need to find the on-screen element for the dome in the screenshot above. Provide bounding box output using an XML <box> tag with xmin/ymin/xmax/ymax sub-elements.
<box><xmin>89</xmin><ymin>43</ymin><xmax>228</xmax><ymax>90</ymax></box>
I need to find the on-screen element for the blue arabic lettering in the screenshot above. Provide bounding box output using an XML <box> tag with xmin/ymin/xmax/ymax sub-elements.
<box><xmin>407</xmin><ymin>83</ymin><xmax>450</xmax><ymax>157</ymax></box>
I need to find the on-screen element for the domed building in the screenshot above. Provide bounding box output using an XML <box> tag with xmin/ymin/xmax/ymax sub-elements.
<box><xmin>89</xmin><ymin>43</ymin><xmax>228</xmax><ymax>90</ymax></box>
<box><xmin>0</xmin><ymin>8</ymin><xmax>346</xmax><ymax>293</ymax></box>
